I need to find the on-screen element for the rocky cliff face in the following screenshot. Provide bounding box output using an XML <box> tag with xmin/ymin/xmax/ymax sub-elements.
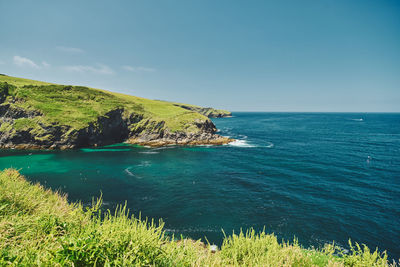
<box><xmin>126</xmin><ymin>117</ymin><xmax>231</xmax><ymax>147</ymax></box>
<box><xmin>0</xmin><ymin>105</ymin><xmax>231</xmax><ymax>149</ymax></box>
<box><xmin>0</xmin><ymin>80</ymin><xmax>232</xmax><ymax>149</ymax></box>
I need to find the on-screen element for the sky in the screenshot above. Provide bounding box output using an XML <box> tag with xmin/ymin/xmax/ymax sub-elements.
<box><xmin>0</xmin><ymin>0</ymin><xmax>399</xmax><ymax>112</ymax></box>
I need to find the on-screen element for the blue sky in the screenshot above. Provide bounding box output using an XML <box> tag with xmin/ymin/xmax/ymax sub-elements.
<box><xmin>1</xmin><ymin>0</ymin><xmax>399</xmax><ymax>112</ymax></box>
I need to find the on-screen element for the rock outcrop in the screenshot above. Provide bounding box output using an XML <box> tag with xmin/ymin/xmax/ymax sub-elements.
<box><xmin>0</xmin><ymin>105</ymin><xmax>232</xmax><ymax>149</ymax></box>
<box><xmin>126</xmin><ymin>118</ymin><xmax>232</xmax><ymax>147</ymax></box>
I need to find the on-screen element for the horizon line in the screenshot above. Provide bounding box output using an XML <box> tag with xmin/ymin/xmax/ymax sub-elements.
<box><xmin>227</xmin><ymin>111</ymin><xmax>400</xmax><ymax>114</ymax></box>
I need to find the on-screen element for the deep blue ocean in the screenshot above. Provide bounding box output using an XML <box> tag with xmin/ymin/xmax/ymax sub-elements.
<box><xmin>1</xmin><ymin>113</ymin><xmax>399</xmax><ymax>258</ymax></box>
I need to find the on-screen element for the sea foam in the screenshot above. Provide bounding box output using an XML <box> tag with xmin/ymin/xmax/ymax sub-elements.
<box><xmin>124</xmin><ymin>168</ymin><xmax>135</xmax><ymax>177</ymax></box>
<box><xmin>266</xmin><ymin>142</ymin><xmax>274</xmax><ymax>148</ymax></box>
<box><xmin>228</xmin><ymin>139</ymin><xmax>274</xmax><ymax>148</ymax></box>
<box><xmin>228</xmin><ymin>139</ymin><xmax>256</xmax><ymax>148</ymax></box>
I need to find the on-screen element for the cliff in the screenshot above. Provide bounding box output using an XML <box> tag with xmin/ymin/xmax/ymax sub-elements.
<box><xmin>0</xmin><ymin>75</ymin><xmax>232</xmax><ymax>149</ymax></box>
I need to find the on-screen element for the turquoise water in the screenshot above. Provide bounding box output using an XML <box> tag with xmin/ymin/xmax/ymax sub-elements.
<box><xmin>1</xmin><ymin>113</ymin><xmax>399</xmax><ymax>258</ymax></box>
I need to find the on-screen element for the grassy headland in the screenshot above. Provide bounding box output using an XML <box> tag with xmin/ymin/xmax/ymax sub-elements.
<box><xmin>0</xmin><ymin>169</ymin><xmax>396</xmax><ymax>266</ymax></box>
<box><xmin>0</xmin><ymin>75</ymin><xmax>232</xmax><ymax>149</ymax></box>
<box><xmin>170</xmin><ymin>102</ymin><xmax>232</xmax><ymax>118</ymax></box>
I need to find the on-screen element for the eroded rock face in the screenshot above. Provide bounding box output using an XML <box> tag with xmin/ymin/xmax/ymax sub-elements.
<box><xmin>126</xmin><ymin>135</ymin><xmax>233</xmax><ymax>147</ymax></box>
<box><xmin>0</xmin><ymin>108</ymin><xmax>136</xmax><ymax>149</ymax></box>
<box><xmin>0</xmin><ymin>104</ymin><xmax>41</xmax><ymax>119</ymax></box>
<box><xmin>0</xmin><ymin>105</ymin><xmax>232</xmax><ymax>149</ymax></box>
<box><xmin>126</xmin><ymin>117</ymin><xmax>233</xmax><ymax>147</ymax></box>
<box><xmin>66</xmin><ymin>109</ymin><xmax>143</xmax><ymax>148</ymax></box>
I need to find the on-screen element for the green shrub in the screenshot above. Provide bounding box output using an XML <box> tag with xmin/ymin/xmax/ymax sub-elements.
<box><xmin>0</xmin><ymin>82</ymin><xmax>16</xmax><ymax>102</ymax></box>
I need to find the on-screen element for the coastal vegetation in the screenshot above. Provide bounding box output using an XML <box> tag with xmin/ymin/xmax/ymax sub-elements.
<box><xmin>0</xmin><ymin>169</ymin><xmax>396</xmax><ymax>266</ymax></box>
<box><xmin>170</xmin><ymin>102</ymin><xmax>232</xmax><ymax>118</ymax></box>
<box><xmin>0</xmin><ymin>75</ymin><xmax>232</xmax><ymax>149</ymax></box>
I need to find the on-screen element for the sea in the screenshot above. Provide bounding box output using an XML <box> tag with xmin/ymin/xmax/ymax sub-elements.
<box><xmin>1</xmin><ymin>112</ymin><xmax>399</xmax><ymax>259</ymax></box>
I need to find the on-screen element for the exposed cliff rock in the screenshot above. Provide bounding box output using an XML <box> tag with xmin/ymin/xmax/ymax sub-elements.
<box><xmin>126</xmin><ymin>118</ymin><xmax>232</xmax><ymax>147</ymax></box>
<box><xmin>0</xmin><ymin>104</ymin><xmax>232</xmax><ymax>149</ymax></box>
<box><xmin>0</xmin><ymin>77</ymin><xmax>233</xmax><ymax>149</ymax></box>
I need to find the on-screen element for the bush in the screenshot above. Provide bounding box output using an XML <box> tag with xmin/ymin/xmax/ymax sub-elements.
<box><xmin>0</xmin><ymin>82</ymin><xmax>15</xmax><ymax>102</ymax></box>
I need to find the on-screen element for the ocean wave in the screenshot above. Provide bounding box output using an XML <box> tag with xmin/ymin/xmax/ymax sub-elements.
<box><xmin>227</xmin><ymin>139</ymin><xmax>274</xmax><ymax>148</ymax></box>
<box><xmin>350</xmin><ymin>118</ymin><xmax>364</xmax><ymax>121</ymax></box>
<box><xmin>124</xmin><ymin>168</ymin><xmax>135</xmax><ymax>177</ymax></box>
<box><xmin>152</xmin><ymin>146</ymin><xmax>175</xmax><ymax>151</ymax></box>
<box><xmin>228</xmin><ymin>139</ymin><xmax>256</xmax><ymax>148</ymax></box>
<box><xmin>221</xmin><ymin>127</ymin><xmax>233</xmax><ymax>131</ymax></box>
<box><xmin>139</xmin><ymin>151</ymin><xmax>160</xmax><ymax>154</ymax></box>
<box><xmin>137</xmin><ymin>161</ymin><xmax>152</xmax><ymax>167</ymax></box>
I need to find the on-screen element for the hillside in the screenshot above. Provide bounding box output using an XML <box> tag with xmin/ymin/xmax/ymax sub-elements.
<box><xmin>0</xmin><ymin>75</ymin><xmax>232</xmax><ymax>149</ymax></box>
<box><xmin>171</xmin><ymin>102</ymin><xmax>232</xmax><ymax>118</ymax></box>
<box><xmin>0</xmin><ymin>169</ymin><xmax>394</xmax><ymax>266</ymax></box>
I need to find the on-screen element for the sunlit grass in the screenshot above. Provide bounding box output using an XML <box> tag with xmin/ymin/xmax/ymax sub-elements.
<box><xmin>0</xmin><ymin>75</ymin><xmax>208</xmax><ymax>133</ymax></box>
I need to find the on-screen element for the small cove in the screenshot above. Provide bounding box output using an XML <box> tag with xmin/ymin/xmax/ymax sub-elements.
<box><xmin>1</xmin><ymin>112</ymin><xmax>399</xmax><ymax>259</ymax></box>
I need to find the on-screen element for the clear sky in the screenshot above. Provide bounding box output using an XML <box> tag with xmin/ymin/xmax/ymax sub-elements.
<box><xmin>1</xmin><ymin>0</ymin><xmax>399</xmax><ymax>112</ymax></box>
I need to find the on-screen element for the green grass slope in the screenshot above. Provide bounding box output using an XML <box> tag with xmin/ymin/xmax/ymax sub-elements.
<box><xmin>170</xmin><ymin>102</ymin><xmax>232</xmax><ymax>118</ymax></box>
<box><xmin>0</xmin><ymin>75</ymin><xmax>206</xmax><ymax>132</ymax></box>
<box><xmin>0</xmin><ymin>74</ymin><xmax>53</xmax><ymax>87</ymax></box>
<box><xmin>0</xmin><ymin>169</ymin><xmax>396</xmax><ymax>266</ymax></box>
<box><xmin>0</xmin><ymin>75</ymin><xmax>231</xmax><ymax>148</ymax></box>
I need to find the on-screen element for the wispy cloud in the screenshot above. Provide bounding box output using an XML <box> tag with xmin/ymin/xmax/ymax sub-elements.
<box><xmin>13</xmin><ymin>56</ymin><xmax>40</xmax><ymax>69</ymax></box>
<box><xmin>64</xmin><ymin>64</ymin><xmax>114</xmax><ymax>75</ymax></box>
<box><xmin>56</xmin><ymin>46</ymin><xmax>84</xmax><ymax>54</ymax></box>
<box><xmin>122</xmin><ymin>65</ymin><xmax>156</xmax><ymax>73</ymax></box>
<box><xmin>42</xmin><ymin>61</ymin><xmax>51</xmax><ymax>68</ymax></box>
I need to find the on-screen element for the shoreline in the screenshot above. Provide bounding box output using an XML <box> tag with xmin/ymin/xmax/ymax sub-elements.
<box><xmin>0</xmin><ymin>136</ymin><xmax>235</xmax><ymax>150</ymax></box>
<box><xmin>126</xmin><ymin>136</ymin><xmax>233</xmax><ymax>147</ymax></box>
